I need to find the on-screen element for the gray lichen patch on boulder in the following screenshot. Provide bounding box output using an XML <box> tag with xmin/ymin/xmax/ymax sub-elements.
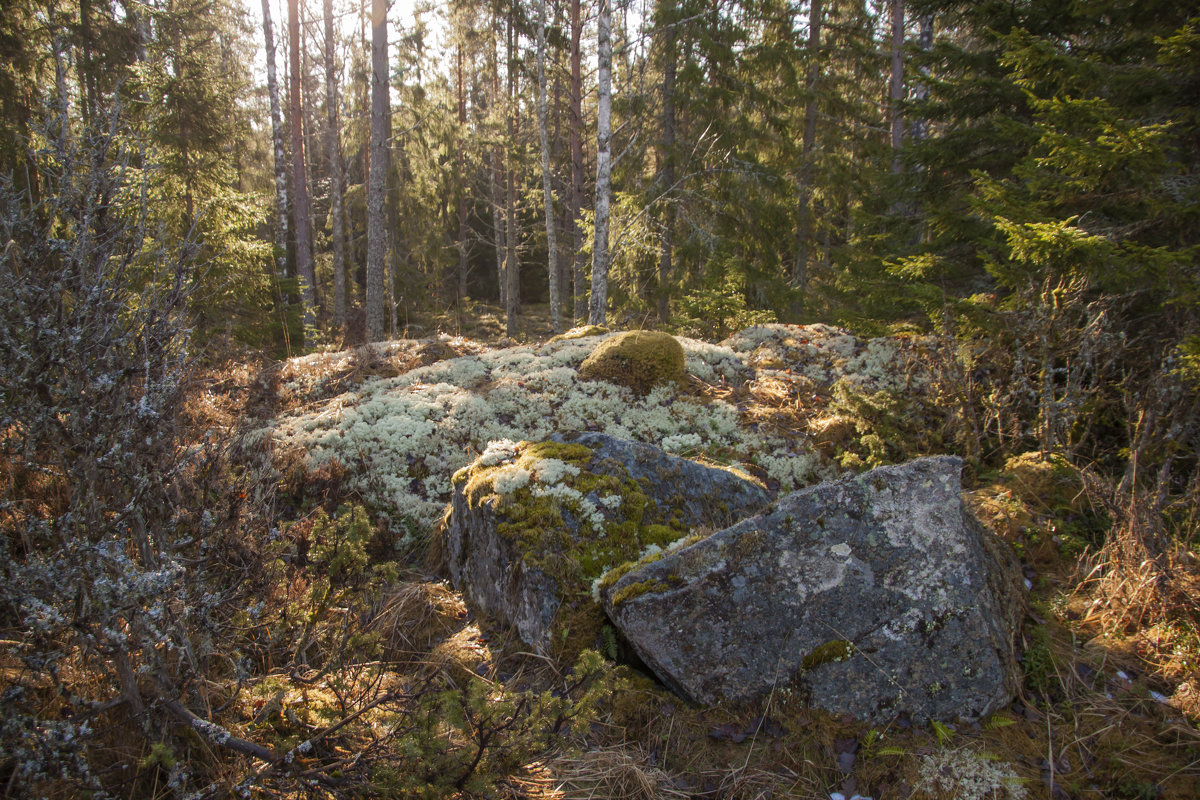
<box><xmin>441</xmin><ymin>432</ymin><xmax>772</xmax><ymax>655</ymax></box>
<box><xmin>578</xmin><ymin>331</ymin><xmax>686</xmax><ymax>395</ymax></box>
<box><xmin>601</xmin><ymin>456</ymin><xmax>1025</xmax><ymax>723</ymax></box>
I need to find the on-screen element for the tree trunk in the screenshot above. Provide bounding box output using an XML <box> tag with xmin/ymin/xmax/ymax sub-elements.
<box><xmin>911</xmin><ymin>15</ymin><xmax>933</xmax><ymax>142</ymax></box>
<box><xmin>889</xmin><ymin>0</ymin><xmax>905</xmax><ymax>172</ymax></box>
<box><xmin>589</xmin><ymin>0</ymin><xmax>613</xmax><ymax>327</ymax></box>
<box><xmin>366</xmin><ymin>0</ymin><xmax>389</xmax><ymax>342</ymax></box>
<box><xmin>655</xmin><ymin>0</ymin><xmax>677</xmax><ymax>323</ymax></box>
<box><xmin>324</xmin><ymin>0</ymin><xmax>348</xmax><ymax>333</ymax></box>
<box><xmin>456</xmin><ymin>44</ymin><xmax>469</xmax><ymax>302</ymax></box>
<box><xmin>569</xmin><ymin>0</ymin><xmax>587</xmax><ymax>324</ymax></box>
<box><xmin>289</xmin><ymin>0</ymin><xmax>318</xmax><ymax>334</ymax></box>
<box><xmin>489</xmin><ymin>31</ymin><xmax>506</xmax><ymax>311</ymax></box>
<box><xmin>504</xmin><ymin>7</ymin><xmax>520</xmax><ymax>338</ymax></box>
<box><xmin>792</xmin><ymin>0</ymin><xmax>823</xmax><ymax>291</ymax></box>
<box><xmin>261</xmin><ymin>0</ymin><xmax>291</xmax><ymax>352</ymax></box>
<box><xmin>537</xmin><ymin>0</ymin><xmax>561</xmax><ymax>334</ymax></box>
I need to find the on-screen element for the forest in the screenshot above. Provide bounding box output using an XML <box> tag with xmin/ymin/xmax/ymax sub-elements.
<box><xmin>1</xmin><ymin>0</ymin><xmax>1199</xmax><ymax>797</ymax></box>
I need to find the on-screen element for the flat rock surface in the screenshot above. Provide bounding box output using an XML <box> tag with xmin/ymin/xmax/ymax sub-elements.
<box><xmin>602</xmin><ymin>456</ymin><xmax>1024</xmax><ymax>723</ymax></box>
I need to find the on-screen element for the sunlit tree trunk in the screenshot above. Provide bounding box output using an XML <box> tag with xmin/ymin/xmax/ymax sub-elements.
<box><xmin>589</xmin><ymin>0</ymin><xmax>612</xmax><ymax>326</ymax></box>
<box><xmin>504</xmin><ymin>6</ymin><xmax>520</xmax><ymax>338</ymax></box>
<box><xmin>655</xmin><ymin>0</ymin><xmax>677</xmax><ymax>323</ymax></box>
<box><xmin>289</xmin><ymin>0</ymin><xmax>317</xmax><ymax>333</ymax></box>
<box><xmin>366</xmin><ymin>0</ymin><xmax>389</xmax><ymax>341</ymax></box>
<box><xmin>325</xmin><ymin>0</ymin><xmax>348</xmax><ymax>333</ymax></box>
<box><xmin>569</xmin><ymin>0</ymin><xmax>586</xmax><ymax>323</ymax></box>
<box><xmin>537</xmin><ymin>0</ymin><xmax>561</xmax><ymax>333</ymax></box>
<box><xmin>456</xmin><ymin>43</ymin><xmax>469</xmax><ymax>302</ymax></box>
<box><xmin>889</xmin><ymin>0</ymin><xmax>905</xmax><ymax>171</ymax></box>
<box><xmin>792</xmin><ymin>0</ymin><xmax>823</xmax><ymax>291</ymax></box>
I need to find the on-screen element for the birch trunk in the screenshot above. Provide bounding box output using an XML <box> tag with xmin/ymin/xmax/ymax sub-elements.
<box><xmin>366</xmin><ymin>0</ymin><xmax>389</xmax><ymax>341</ymax></box>
<box><xmin>589</xmin><ymin>0</ymin><xmax>612</xmax><ymax>327</ymax></box>
<box><xmin>537</xmin><ymin>0</ymin><xmax>561</xmax><ymax>334</ymax></box>
<box><xmin>569</xmin><ymin>0</ymin><xmax>586</xmax><ymax>323</ymax></box>
<box><xmin>324</xmin><ymin>0</ymin><xmax>347</xmax><ymax>333</ymax></box>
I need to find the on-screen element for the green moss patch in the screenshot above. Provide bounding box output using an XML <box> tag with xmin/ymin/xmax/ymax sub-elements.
<box><xmin>449</xmin><ymin>438</ymin><xmax>695</xmax><ymax>655</ymax></box>
<box><xmin>578</xmin><ymin>331</ymin><xmax>686</xmax><ymax>395</ymax></box>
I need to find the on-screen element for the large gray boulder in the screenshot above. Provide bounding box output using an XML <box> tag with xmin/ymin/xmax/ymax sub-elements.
<box><xmin>601</xmin><ymin>456</ymin><xmax>1024</xmax><ymax>723</ymax></box>
<box><xmin>441</xmin><ymin>432</ymin><xmax>772</xmax><ymax>652</ymax></box>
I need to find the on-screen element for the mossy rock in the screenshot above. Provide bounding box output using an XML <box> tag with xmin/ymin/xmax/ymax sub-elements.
<box><xmin>440</xmin><ymin>433</ymin><xmax>772</xmax><ymax>660</ymax></box>
<box><xmin>578</xmin><ymin>331</ymin><xmax>685</xmax><ymax>395</ymax></box>
<box><xmin>601</xmin><ymin>456</ymin><xmax>1025</xmax><ymax>722</ymax></box>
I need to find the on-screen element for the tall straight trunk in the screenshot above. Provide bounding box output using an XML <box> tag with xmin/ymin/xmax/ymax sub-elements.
<box><xmin>489</xmin><ymin>31</ymin><xmax>506</xmax><ymax>311</ymax></box>
<box><xmin>289</xmin><ymin>0</ymin><xmax>318</xmax><ymax>332</ymax></box>
<box><xmin>324</xmin><ymin>0</ymin><xmax>348</xmax><ymax>332</ymax></box>
<box><xmin>792</xmin><ymin>0</ymin><xmax>823</xmax><ymax>290</ymax></box>
<box><xmin>589</xmin><ymin>0</ymin><xmax>612</xmax><ymax>326</ymax></box>
<box><xmin>366</xmin><ymin>0</ymin><xmax>389</xmax><ymax>341</ymax></box>
<box><xmin>655</xmin><ymin>0</ymin><xmax>677</xmax><ymax>323</ymax></box>
<box><xmin>569</xmin><ymin>0</ymin><xmax>586</xmax><ymax>324</ymax></box>
<box><xmin>262</xmin><ymin>0</ymin><xmax>291</xmax><ymax>352</ymax></box>
<box><xmin>456</xmin><ymin>44</ymin><xmax>469</xmax><ymax>301</ymax></box>
<box><xmin>536</xmin><ymin>0</ymin><xmax>561</xmax><ymax>334</ymax></box>
<box><xmin>889</xmin><ymin>0</ymin><xmax>905</xmax><ymax>171</ymax></box>
<box><xmin>504</xmin><ymin>7</ymin><xmax>519</xmax><ymax>338</ymax></box>
<box><xmin>911</xmin><ymin>15</ymin><xmax>933</xmax><ymax>142</ymax></box>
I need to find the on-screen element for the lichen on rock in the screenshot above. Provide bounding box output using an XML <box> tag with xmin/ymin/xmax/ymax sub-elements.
<box><xmin>578</xmin><ymin>331</ymin><xmax>686</xmax><ymax>396</ymax></box>
<box><xmin>441</xmin><ymin>432</ymin><xmax>772</xmax><ymax>656</ymax></box>
<box><xmin>601</xmin><ymin>456</ymin><xmax>1026</xmax><ymax>723</ymax></box>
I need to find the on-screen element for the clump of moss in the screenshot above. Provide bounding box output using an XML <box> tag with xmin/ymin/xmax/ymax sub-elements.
<box><xmin>449</xmin><ymin>438</ymin><xmax>695</xmax><ymax>657</ymax></box>
<box><xmin>802</xmin><ymin>639</ymin><xmax>854</xmax><ymax>670</ymax></box>
<box><xmin>548</xmin><ymin>324</ymin><xmax>610</xmax><ymax>343</ymax></box>
<box><xmin>578</xmin><ymin>331</ymin><xmax>686</xmax><ymax>395</ymax></box>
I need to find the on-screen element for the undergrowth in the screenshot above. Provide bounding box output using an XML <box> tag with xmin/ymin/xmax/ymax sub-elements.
<box><xmin>3</xmin><ymin>309</ymin><xmax>1198</xmax><ymax>798</ymax></box>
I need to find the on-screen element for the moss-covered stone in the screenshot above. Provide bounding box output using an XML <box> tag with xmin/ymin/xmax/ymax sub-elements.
<box><xmin>441</xmin><ymin>433</ymin><xmax>773</xmax><ymax>659</ymax></box>
<box><xmin>578</xmin><ymin>331</ymin><xmax>686</xmax><ymax>395</ymax></box>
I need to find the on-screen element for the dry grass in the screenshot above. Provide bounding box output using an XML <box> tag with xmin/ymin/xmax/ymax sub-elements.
<box><xmin>369</xmin><ymin>580</ymin><xmax>468</xmax><ymax>663</ymax></box>
<box><xmin>548</xmin><ymin>745</ymin><xmax>691</xmax><ymax>799</ymax></box>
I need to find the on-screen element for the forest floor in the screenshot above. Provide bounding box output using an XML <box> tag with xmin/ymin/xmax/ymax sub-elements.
<box><xmin>149</xmin><ymin>306</ymin><xmax>1200</xmax><ymax>797</ymax></box>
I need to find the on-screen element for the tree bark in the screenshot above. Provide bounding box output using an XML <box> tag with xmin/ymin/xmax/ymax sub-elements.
<box><xmin>289</xmin><ymin>0</ymin><xmax>318</xmax><ymax>334</ymax></box>
<box><xmin>366</xmin><ymin>0</ymin><xmax>389</xmax><ymax>341</ymax></box>
<box><xmin>504</xmin><ymin>6</ymin><xmax>520</xmax><ymax>338</ymax></box>
<box><xmin>537</xmin><ymin>0</ymin><xmax>561</xmax><ymax>334</ymax></box>
<box><xmin>489</xmin><ymin>30</ymin><xmax>506</xmax><ymax>311</ymax></box>
<box><xmin>456</xmin><ymin>43</ymin><xmax>469</xmax><ymax>302</ymax></box>
<box><xmin>324</xmin><ymin>0</ymin><xmax>348</xmax><ymax>333</ymax></box>
<box><xmin>889</xmin><ymin>0</ymin><xmax>905</xmax><ymax>172</ymax></box>
<box><xmin>569</xmin><ymin>0</ymin><xmax>587</xmax><ymax>324</ymax></box>
<box><xmin>656</xmin><ymin>0</ymin><xmax>677</xmax><ymax>323</ymax></box>
<box><xmin>911</xmin><ymin>15</ymin><xmax>933</xmax><ymax>142</ymax></box>
<box><xmin>792</xmin><ymin>0</ymin><xmax>823</xmax><ymax>291</ymax></box>
<box><xmin>589</xmin><ymin>0</ymin><xmax>613</xmax><ymax>326</ymax></box>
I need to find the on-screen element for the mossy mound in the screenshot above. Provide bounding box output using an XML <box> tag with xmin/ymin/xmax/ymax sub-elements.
<box><xmin>578</xmin><ymin>331</ymin><xmax>686</xmax><ymax>395</ymax></box>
